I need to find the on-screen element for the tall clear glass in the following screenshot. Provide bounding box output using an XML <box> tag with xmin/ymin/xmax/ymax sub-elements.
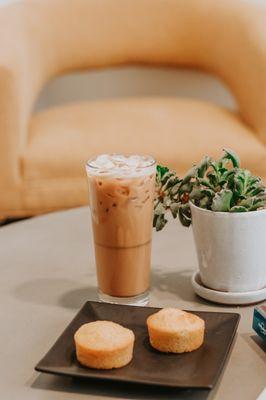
<box><xmin>86</xmin><ymin>154</ymin><xmax>156</xmax><ymax>306</ymax></box>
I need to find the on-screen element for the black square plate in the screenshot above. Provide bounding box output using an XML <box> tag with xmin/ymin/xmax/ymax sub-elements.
<box><xmin>35</xmin><ymin>301</ymin><xmax>240</xmax><ymax>389</ymax></box>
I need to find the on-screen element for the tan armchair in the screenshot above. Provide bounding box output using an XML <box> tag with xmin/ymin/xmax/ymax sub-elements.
<box><xmin>0</xmin><ymin>0</ymin><xmax>265</xmax><ymax>218</ymax></box>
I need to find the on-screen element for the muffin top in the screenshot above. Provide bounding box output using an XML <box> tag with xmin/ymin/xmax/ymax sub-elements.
<box><xmin>74</xmin><ymin>321</ymin><xmax>134</xmax><ymax>352</ymax></box>
<box><xmin>147</xmin><ymin>308</ymin><xmax>205</xmax><ymax>333</ymax></box>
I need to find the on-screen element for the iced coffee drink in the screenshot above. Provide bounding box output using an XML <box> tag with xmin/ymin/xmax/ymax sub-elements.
<box><xmin>86</xmin><ymin>154</ymin><xmax>156</xmax><ymax>305</ymax></box>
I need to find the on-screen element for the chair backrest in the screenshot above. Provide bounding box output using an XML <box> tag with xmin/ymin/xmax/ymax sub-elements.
<box><xmin>2</xmin><ymin>0</ymin><xmax>266</xmax><ymax>142</ymax></box>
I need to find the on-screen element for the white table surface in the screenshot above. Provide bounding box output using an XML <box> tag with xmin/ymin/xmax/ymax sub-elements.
<box><xmin>0</xmin><ymin>207</ymin><xmax>265</xmax><ymax>400</ymax></box>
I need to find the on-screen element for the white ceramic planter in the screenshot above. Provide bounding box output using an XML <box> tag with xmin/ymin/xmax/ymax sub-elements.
<box><xmin>190</xmin><ymin>202</ymin><xmax>266</xmax><ymax>293</ymax></box>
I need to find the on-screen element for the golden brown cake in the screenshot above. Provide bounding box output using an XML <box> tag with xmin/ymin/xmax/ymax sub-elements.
<box><xmin>147</xmin><ymin>308</ymin><xmax>205</xmax><ymax>353</ymax></box>
<box><xmin>74</xmin><ymin>321</ymin><xmax>135</xmax><ymax>369</ymax></box>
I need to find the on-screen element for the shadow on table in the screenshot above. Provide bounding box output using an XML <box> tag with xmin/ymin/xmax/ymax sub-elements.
<box><xmin>151</xmin><ymin>267</ymin><xmax>197</xmax><ymax>302</ymax></box>
<box><xmin>31</xmin><ymin>373</ymin><xmax>213</xmax><ymax>400</ymax></box>
<box><xmin>14</xmin><ymin>269</ymin><xmax>242</xmax><ymax>312</ymax></box>
<box><xmin>151</xmin><ymin>267</ymin><xmax>216</xmax><ymax>309</ymax></box>
<box><xmin>14</xmin><ymin>278</ymin><xmax>98</xmax><ymax>309</ymax></box>
<box><xmin>14</xmin><ymin>268</ymin><xmax>200</xmax><ymax>310</ymax></box>
<box><xmin>59</xmin><ymin>286</ymin><xmax>98</xmax><ymax>309</ymax></box>
<box><xmin>241</xmin><ymin>333</ymin><xmax>266</xmax><ymax>361</ymax></box>
<box><xmin>152</xmin><ymin>268</ymin><xmax>253</xmax><ymax>310</ymax></box>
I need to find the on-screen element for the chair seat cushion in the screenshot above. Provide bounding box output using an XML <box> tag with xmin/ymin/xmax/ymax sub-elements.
<box><xmin>23</xmin><ymin>97</ymin><xmax>266</xmax><ymax>182</ymax></box>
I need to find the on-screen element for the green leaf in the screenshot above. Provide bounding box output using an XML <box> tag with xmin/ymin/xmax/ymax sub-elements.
<box><xmin>250</xmin><ymin>201</ymin><xmax>266</xmax><ymax>211</ymax></box>
<box><xmin>178</xmin><ymin>205</ymin><xmax>192</xmax><ymax>227</ymax></box>
<box><xmin>238</xmin><ymin>197</ymin><xmax>256</xmax><ymax>209</ymax></box>
<box><xmin>223</xmin><ymin>169</ymin><xmax>235</xmax><ymax>179</ymax></box>
<box><xmin>153</xmin><ymin>214</ymin><xmax>158</xmax><ymax>228</ymax></box>
<box><xmin>210</xmin><ymin>161</ymin><xmax>221</xmax><ymax>174</ymax></box>
<box><xmin>230</xmin><ymin>206</ymin><xmax>248</xmax><ymax>212</ymax></box>
<box><xmin>163</xmin><ymin>197</ymin><xmax>172</xmax><ymax>207</ymax></box>
<box><xmin>246</xmin><ymin>185</ymin><xmax>265</xmax><ymax>197</ymax></box>
<box><xmin>206</xmin><ymin>172</ymin><xmax>218</xmax><ymax>188</ymax></box>
<box><xmin>160</xmin><ymin>171</ymin><xmax>174</xmax><ymax>186</ymax></box>
<box><xmin>154</xmin><ymin>202</ymin><xmax>166</xmax><ymax>215</ymax></box>
<box><xmin>155</xmin><ymin>215</ymin><xmax>167</xmax><ymax>232</ymax></box>
<box><xmin>211</xmin><ymin>189</ymin><xmax>233</xmax><ymax>212</ymax></box>
<box><xmin>164</xmin><ymin>175</ymin><xmax>178</xmax><ymax>191</ymax></box>
<box><xmin>246</xmin><ymin>176</ymin><xmax>261</xmax><ymax>189</ymax></box>
<box><xmin>170</xmin><ymin>203</ymin><xmax>179</xmax><ymax>218</ymax></box>
<box><xmin>154</xmin><ymin>150</ymin><xmax>265</xmax><ymax>231</ymax></box>
<box><xmin>199</xmin><ymin>196</ymin><xmax>211</xmax><ymax>209</ymax></box>
<box><xmin>197</xmin><ymin>178</ymin><xmax>215</xmax><ymax>190</ymax></box>
<box><xmin>222</xmin><ymin>148</ymin><xmax>240</xmax><ymax>168</ymax></box>
<box><xmin>156</xmin><ymin>165</ymin><xmax>169</xmax><ymax>179</ymax></box>
<box><xmin>170</xmin><ymin>180</ymin><xmax>182</xmax><ymax>195</ymax></box>
<box><xmin>197</xmin><ymin>156</ymin><xmax>211</xmax><ymax>178</ymax></box>
<box><xmin>178</xmin><ymin>182</ymin><xmax>193</xmax><ymax>194</ymax></box>
<box><xmin>182</xmin><ymin>165</ymin><xmax>198</xmax><ymax>183</ymax></box>
<box><xmin>189</xmin><ymin>188</ymin><xmax>203</xmax><ymax>200</ymax></box>
<box><xmin>233</xmin><ymin>171</ymin><xmax>246</xmax><ymax>195</ymax></box>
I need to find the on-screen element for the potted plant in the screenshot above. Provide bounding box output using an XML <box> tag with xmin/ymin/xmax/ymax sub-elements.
<box><xmin>154</xmin><ymin>149</ymin><xmax>266</xmax><ymax>296</ymax></box>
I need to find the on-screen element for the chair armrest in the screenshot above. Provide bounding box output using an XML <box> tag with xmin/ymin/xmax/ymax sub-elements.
<box><xmin>200</xmin><ymin>0</ymin><xmax>266</xmax><ymax>144</ymax></box>
<box><xmin>0</xmin><ymin>4</ymin><xmax>43</xmax><ymax>186</ymax></box>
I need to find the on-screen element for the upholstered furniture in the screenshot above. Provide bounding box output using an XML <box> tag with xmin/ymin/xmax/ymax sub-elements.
<box><xmin>0</xmin><ymin>0</ymin><xmax>265</xmax><ymax>218</ymax></box>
